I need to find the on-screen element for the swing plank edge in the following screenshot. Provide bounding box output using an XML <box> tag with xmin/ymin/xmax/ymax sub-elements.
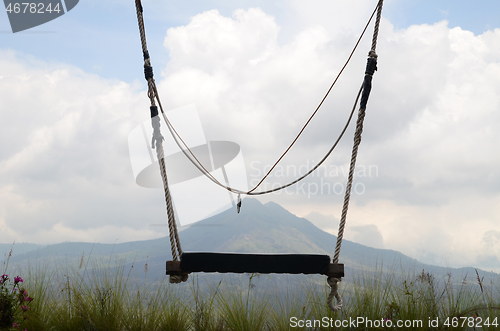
<box><xmin>166</xmin><ymin>252</ymin><xmax>344</xmax><ymax>277</ymax></box>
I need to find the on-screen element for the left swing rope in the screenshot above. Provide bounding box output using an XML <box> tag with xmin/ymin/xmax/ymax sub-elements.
<box><xmin>134</xmin><ymin>0</ymin><xmax>187</xmax><ymax>284</ymax></box>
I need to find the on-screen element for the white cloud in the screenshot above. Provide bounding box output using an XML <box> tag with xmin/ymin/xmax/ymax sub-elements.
<box><xmin>0</xmin><ymin>50</ymin><xmax>168</xmax><ymax>244</ymax></box>
<box><xmin>304</xmin><ymin>211</ymin><xmax>339</xmax><ymax>234</ymax></box>
<box><xmin>159</xmin><ymin>6</ymin><xmax>369</xmax><ymax>169</ymax></box>
<box><xmin>349</xmin><ymin>224</ymin><xmax>384</xmax><ymax>249</ymax></box>
<box><xmin>366</xmin><ymin>23</ymin><xmax>500</xmax><ymax>201</ymax></box>
<box><xmin>164</xmin><ymin>8</ymin><xmax>280</xmax><ymax>71</ymax></box>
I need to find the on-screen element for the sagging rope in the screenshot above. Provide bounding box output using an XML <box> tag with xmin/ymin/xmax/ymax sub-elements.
<box><xmin>327</xmin><ymin>0</ymin><xmax>383</xmax><ymax>312</ymax></box>
<box><xmin>135</xmin><ymin>0</ymin><xmax>187</xmax><ymax>284</ymax></box>
<box><xmin>139</xmin><ymin>2</ymin><xmax>383</xmax><ymax>199</ymax></box>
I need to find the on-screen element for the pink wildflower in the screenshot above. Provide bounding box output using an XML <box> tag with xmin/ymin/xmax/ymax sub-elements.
<box><xmin>0</xmin><ymin>274</ymin><xmax>8</xmax><ymax>284</ymax></box>
<box><xmin>14</xmin><ymin>276</ymin><xmax>23</xmax><ymax>283</ymax></box>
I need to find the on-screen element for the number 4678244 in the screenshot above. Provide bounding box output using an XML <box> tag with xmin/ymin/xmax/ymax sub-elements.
<box><xmin>5</xmin><ymin>2</ymin><xmax>61</xmax><ymax>14</ymax></box>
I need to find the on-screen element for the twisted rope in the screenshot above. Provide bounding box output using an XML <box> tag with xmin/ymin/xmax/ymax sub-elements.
<box><xmin>371</xmin><ymin>0</ymin><xmax>383</xmax><ymax>55</ymax></box>
<box><xmin>327</xmin><ymin>277</ymin><xmax>343</xmax><ymax>311</ymax></box>
<box><xmin>135</xmin><ymin>0</ymin><xmax>186</xmax><ymax>283</ymax></box>
<box><xmin>156</xmin><ymin>144</ymin><xmax>179</xmax><ymax>260</ymax></box>
<box><xmin>328</xmin><ymin>0</ymin><xmax>383</xmax><ymax>311</ymax></box>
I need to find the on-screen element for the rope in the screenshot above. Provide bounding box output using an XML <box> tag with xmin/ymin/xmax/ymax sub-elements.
<box><xmin>327</xmin><ymin>277</ymin><xmax>343</xmax><ymax>311</ymax></box>
<box><xmin>156</xmin><ymin>144</ymin><xmax>179</xmax><ymax>260</ymax></box>
<box><xmin>327</xmin><ymin>0</ymin><xmax>383</xmax><ymax>312</ymax></box>
<box><xmin>156</xmin><ymin>79</ymin><xmax>363</xmax><ymax>196</ymax></box>
<box><xmin>145</xmin><ymin>2</ymin><xmax>382</xmax><ymax>197</ymax></box>
<box><xmin>371</xmin><ymin>0</ymin><xmax>383</xmax><ymax>56</ymax></box>
<box><xmin>135</xmin><ymin>0</ymin><xmax>187</xmax><ymax>283</ymax></box>
<box><xmin>247</xmin><ymin>3</ymin><xmax>382</xmax><ymax>194</ymax></box>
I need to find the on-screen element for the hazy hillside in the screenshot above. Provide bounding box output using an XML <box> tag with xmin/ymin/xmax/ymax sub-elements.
<box><xmin>3</xmin><ymin>198</ymin><xmax>497</xmax><ymax>285</ymax></box>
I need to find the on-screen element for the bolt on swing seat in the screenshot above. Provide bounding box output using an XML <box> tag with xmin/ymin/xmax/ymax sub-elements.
<box><xmin>166</xmin><ymin>252</ymin><xmax>344</xmax><ymax>277</ymax></box>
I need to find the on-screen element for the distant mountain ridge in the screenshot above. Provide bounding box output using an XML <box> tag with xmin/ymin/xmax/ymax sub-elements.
<box><xmin>179</xmin><ymin>198</ymin><xmax>420</xmax><ymax>271</ymax></box>
<box><xmin>180</xmin><ymin>199</ymin><xmax>331</xmax><ymax>254</ymax></box>
<box><xmin>3</xmin><ymin>198</ymin><xmax>498</xmax><ymax>282</ymax></box>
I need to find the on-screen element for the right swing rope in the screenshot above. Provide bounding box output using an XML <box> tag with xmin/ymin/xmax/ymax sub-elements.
<box><xmin>328</xmin><ymin>0</ymin><xmax>384</xmax><ymax>312</ymax></box>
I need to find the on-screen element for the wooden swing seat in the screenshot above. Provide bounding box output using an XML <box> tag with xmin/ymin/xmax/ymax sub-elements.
<box><xmin>166</xmin><ymin>252</ymin><xmax>344</xmax><ymax>277</ymax></box>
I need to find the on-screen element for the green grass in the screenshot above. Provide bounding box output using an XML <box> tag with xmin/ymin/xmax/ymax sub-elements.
<box><xmin>2</xmin><ymin>250</ymin><xmax>500</xmax><ymax>331</ymax></box>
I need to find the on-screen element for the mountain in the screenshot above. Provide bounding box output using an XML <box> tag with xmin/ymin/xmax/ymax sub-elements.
<box><xmin>1</xmin><ymin>243</ymin><xmax>45</xmax><ymax>257</ymax></box>
<box><xmin>3</xmin><ymin>199</ymin><xmax>497</xmax><ymax>284</ymax></box>
<box><xmin>180</xmin><ymin>199</ymin><xmax>407</xmax><ymax>270</ymax></box>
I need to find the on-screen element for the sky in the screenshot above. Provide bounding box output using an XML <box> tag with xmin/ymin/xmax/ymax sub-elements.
<box><xmin>1</xmin><ymin>0</ymin><xmax>500</xmax><ymax>273</ymax></box>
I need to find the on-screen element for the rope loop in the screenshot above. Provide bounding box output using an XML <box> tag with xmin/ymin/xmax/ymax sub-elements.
<box><xmin>327</xmin><ymin>277</ymin><xmax>343</xmax><ymax>311</ymax></box>
<box><xmin>146</xmin><ymin>89</ymin><xmax>152</xmax><ymax>100</ymax></box>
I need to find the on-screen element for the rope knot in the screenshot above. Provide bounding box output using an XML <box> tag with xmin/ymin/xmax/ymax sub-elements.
<box><xmin>169</xmin><ymin>274</ymin><xmax>189</xmax><ymax>284</ymax></box>
<box><xmin>368</xmin><ymin>50</ymin><xmax>378</xmax><ymax>59</ymax></box>
<box><xmin>151</xmin><ymin>116</ymin><xmax>164</xmax><ymax>149</ymax></box>
<box><xmin>327</xmin><ymin>277</ymin><xmax>343</xmax><ymax>311</ymax></box>
<box><xmin>327</xmin><ymin>276</ymin><xmax>341</xmax><ymax>287</ymax></box>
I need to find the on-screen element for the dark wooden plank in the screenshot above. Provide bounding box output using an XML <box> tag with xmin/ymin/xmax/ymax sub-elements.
<box><xmin>327</xmin><ymin>263</ymin><xmax>344</xmax><ymax>277</ymax></box>
<box><xmin>165</xmin><ymin>252</ymin><xmax>344</xmax><ymax>277</ymax></box>
<box><xmin>166</xmin><ymin>260</ymin><xmax>182</xmax><ymax>272</ymax></box>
